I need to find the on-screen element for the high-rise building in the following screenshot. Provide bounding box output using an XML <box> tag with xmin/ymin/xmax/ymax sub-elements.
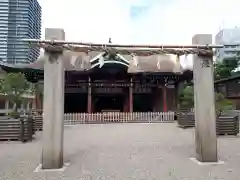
<box><xmin>215</xmin><ymin>27</ymin><xmax>240</xmax><ymax>62</ymax></box>
<box><xmin>0</xmin><ymin>0</ymin><xmax>41</xmax><ymax>64</ymax></box>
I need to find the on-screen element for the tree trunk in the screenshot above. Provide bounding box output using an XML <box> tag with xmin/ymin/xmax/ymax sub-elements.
<box><xmin>10</xmin><ymin>101</ymin><xmax>21</xmax><ymax>119</ymax></box>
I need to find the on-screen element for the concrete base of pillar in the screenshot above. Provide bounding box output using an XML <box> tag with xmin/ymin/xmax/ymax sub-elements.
<box><xmin>34</xmin><ymin>162</ymin><xmax>70</xmax><ymax>172</ymax></box>
<box><xmin>189</xmin><ymin>157</ymin><xmax>224</xmax><ymax>165</ymax></box>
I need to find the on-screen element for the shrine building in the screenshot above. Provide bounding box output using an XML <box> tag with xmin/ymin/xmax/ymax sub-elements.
<box><xmin>0</xmin><ymin>51</ymin><xmax>192</xmax><ymax>113</ymax></box>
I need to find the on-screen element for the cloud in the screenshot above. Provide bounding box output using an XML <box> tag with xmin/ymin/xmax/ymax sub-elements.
<box><xmin>39</xmin><ymin>0</ymin><xmax>240</xmax><ymax>44</ymax></box>
<box><xmin>39</xmin><ymin>0</ymin><xmax>133</xmax><ymax>43</ymax></box>
<box><xmin>129</xmin><ymin>0</ymin><xmax>240</xmax><ymax>44</ymax></box>
<box><xmin>37</xmin><ymin>0</ymin><xmax>240</xmax><ymax>67</ymax></box>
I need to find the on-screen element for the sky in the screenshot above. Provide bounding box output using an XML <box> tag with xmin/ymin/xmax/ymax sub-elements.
<box><xmin>38</xmin><ymin>0</ymin><xmax>240</xmax><ymax>45</ymax></box>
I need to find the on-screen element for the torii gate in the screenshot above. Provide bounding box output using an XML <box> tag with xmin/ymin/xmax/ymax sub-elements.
<box><xmin>24</xmin><ymin>28</ymin><xmax>221</xmax><ymax>169</ymax></box>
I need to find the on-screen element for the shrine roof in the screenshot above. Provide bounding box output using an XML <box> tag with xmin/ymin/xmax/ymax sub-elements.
<box><xmin>215</xmin><ymin>74</ymin><xmax>240</xmax><ymax>84</ymax></box>
<box><xmin>0</xmin><ymin>51</ymin><xmax>193</xmax><ymax>74</ymax></box>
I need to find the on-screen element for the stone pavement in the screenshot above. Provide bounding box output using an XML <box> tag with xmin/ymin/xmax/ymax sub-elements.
<box><xmin>1</xmin><ymin>123</ymin><xmax>240</xmax><ymax>180</ymax></box>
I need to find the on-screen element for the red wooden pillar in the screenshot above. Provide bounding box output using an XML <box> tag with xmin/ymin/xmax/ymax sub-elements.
<box><xmin>163</xmin><ymin>84</ymin><xmax>167</xmax><ymax>112</ymax></box>
<box><xmin>129</xmin><ymin>78</ymin><xmax>133</xmax><ymax>112</ymax></box>
<box><xmin>35</xmin><ymin>90</ymin><xmax>42</xmax><ymax>110</ymax></box>
<box><xmin>87</xmin><ymin>77</ymin><xmax>92</xmax><ymax>113</ymax></box>
<box><xmin>123</xmin><ymin>95</ymin><xmax>129</xmax><ymax>112</ymax></box>
<box><xmin>35</xmin><ymin>92</ymin><xmax>39</xmax><ymax>109</ymax></box>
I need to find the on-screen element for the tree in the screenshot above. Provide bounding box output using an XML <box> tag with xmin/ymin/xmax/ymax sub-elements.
<box><xmin>179</xmin><ymin>86</ymin><xmax>194</xmax><ymax>108</ymax></box>
<box><xmin>215</xmin><ymin>93</ymin><xmax>234</xmax><ymax>115</ymax></box>
<box><xmin>179</xmin><ymin>86</ymin><xmax>234</xmax><ymax>115</ymax></box>
<box><xmin>0</xmin><ymin>72</ymin><xmax>32</xmax><ymax>116</ymax></box>
<box><xmin>214</xmin><ymin>52</ymin><xmax>240</xmax><ymax>79</ymax></box>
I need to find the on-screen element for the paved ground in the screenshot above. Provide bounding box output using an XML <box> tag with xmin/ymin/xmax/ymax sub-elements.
<box><xmin>1</xmin><ymin>123</ymin><xmax>240</xmax><ymax>180</ymax></box>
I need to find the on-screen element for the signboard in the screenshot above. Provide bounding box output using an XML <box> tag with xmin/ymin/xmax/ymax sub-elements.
<box><xmin>201</xmin><ymin>59</ymin><xmax>212</xmax><ymax>68</ymax></box>
<box><xmin>92</xmin><ymin>83</ymin><xmax>130</xmax><ymax>87</ymax></box>
<box><xmin>166</xmin><ymin>84</ymin><xmax>175</xmax><ymax>88</ymax></box>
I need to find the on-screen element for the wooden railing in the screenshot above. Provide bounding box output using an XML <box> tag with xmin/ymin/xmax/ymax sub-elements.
<box><xmin>64</xmin><ymin>112</ymin><xmax>175</xmax><ymax>125</ymax></box>
<box><xmin>29</xmin><ymin>111</ymin><xmax>175</xmax><ymax>130</ymax></box>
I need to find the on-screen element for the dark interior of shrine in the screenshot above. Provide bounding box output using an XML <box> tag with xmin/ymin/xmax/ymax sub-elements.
<box><xmin>93</xmin><ymin>94</ymin><xmax>124</xmax><ymax>112</ymax></box>
<box><xmin>64</xmin><ymin>92</ymin><xmax>154</xmax><ymax>113</ymax></box>
<box><xmin>64</xmin><ymin>93</ymin><xmax>87</xmax><ymax>113</ymax></box>
<box><xmin>133</xmin><ymin>94</ymin><xmax>154</xmax><ymax>112</ymax></box>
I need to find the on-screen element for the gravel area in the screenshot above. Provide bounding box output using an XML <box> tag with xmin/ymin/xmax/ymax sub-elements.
<box><xmin>1</xmin><ymin>123</ymin><xmax>240</xmax><ymax>180</ymax></box>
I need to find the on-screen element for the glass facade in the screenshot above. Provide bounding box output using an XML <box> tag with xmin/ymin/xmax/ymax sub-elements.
<box><xmin>215</xmin><ymin>28</ymin><xmax>240</xmax><ymax>62</ymax></box>
<box><xmin>0</xmin><ymin>0</ymin><xmax>41</xmax><ymax>64</ymax></box>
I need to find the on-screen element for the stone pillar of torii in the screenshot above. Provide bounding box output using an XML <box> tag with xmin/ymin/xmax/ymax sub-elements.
<box><xmin>42</xmin><ymin>28</ymin><xmax>65</xmax><ymax>169</ymax></box>
<box><xmin>41</xmin><ymin>28</ymin><xmax>217</xmax><ymax>169</ymax></box>
<box><xmin>192</xmin><ymin>34</ymin><xmax>217</xmax><ymax>162</ymax></box>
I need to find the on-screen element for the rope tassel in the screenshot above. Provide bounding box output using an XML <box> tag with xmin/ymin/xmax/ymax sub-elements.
<box><xmin>173</xmin><ymin>54</ymin><xmax>182</xmax><ymax>74</ymax></box>
<box><xmin>132</xmin><ymin>55</ymin><xmax>139</xmax><ymax>68</ymax></box>
<box><xmin>70</xmin><ymin>55</ymin><xmax>77</xmax><ymax>67</ymax></box>
<box><xmin>157</xmin><ymin>58</ymin><xmax>161</xmax><ymax>70</ymax></box>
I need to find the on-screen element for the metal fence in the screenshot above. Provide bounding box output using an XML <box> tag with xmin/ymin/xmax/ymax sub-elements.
<box><xmin>64</xmin><ymin>112</ymin><xmax>175</xmax><ymax>125</ymax></box>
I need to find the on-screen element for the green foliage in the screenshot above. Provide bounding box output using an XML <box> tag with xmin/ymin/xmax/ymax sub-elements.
<box><xmin>214</xmin><ymin>54</ymin><xmax>240</xmax><ymax>79</ymax></box>
<box><xmin>215</xmin><ymin>93</ymin><xmax>235</xmax><ymax>115</ymax></box>
<box><xmin>179</xmin><ymin>86</ymin><xmax>194</xmax><ymax>108</ymax></box>
<box><xmin>0</xmin><ymin>73</ymin><xmax>32</xmax><ymax>112</ymax></box>
<box><xmin>35</xmin><ymin>83</ymin><xmax>43</xmax><ymax>95</ymax></box>
<box><xmin>9</xmin><ymin>111</ymin><xmax>21</xmax><ymax>119</ymax></box>
<box><xmin>179</xmin><ymin>86</ymin><xmax>234</xmax><ymax>113</ymax></box>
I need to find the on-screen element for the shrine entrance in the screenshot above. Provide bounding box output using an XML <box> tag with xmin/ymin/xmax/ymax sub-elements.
<box><xmin>93</xmin><ymin>94</ymin><xmax>124</xmax><ymax>112</ymax></box>
<box><xmin>24</xmin><ymin>28</ymin><xmax>219</xmax><ymax>169</ymax></box>
<box><xmin>133</xmin><ymin>94</ymin><xmax>154</xmax><ymax>112</ymax></box>
<box><xmin>64</xmin><ymin>93</ymin><xmax>87</xmax><ymax>113</ymax></box>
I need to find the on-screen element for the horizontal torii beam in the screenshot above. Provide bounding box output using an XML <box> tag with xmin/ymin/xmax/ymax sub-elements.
<box><xmin>21</xmin><ymin>38</ymin><xmax>240</xmax><ymax>49</ymax></box>
<box><xmin>21</xmin><ymin>39</ymin><xmax>214</xmax><ymax>56</ymax></box>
